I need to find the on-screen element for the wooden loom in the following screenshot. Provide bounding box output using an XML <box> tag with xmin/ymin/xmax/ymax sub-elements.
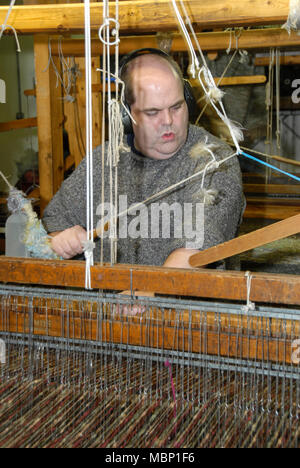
<box><xmin>0</xmin><ymin>0</ymin><xmax>299</xmax><ymax>448</ymax></box>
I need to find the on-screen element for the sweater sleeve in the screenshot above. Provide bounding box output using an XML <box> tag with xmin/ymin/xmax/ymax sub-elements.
<box><xmin>42</xmin><ymin>157</ymin><xmax>88</xmax><ymax>233</ymax></box>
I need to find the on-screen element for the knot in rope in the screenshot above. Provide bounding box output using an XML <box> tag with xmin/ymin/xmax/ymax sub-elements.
<box><xmin>241</xmin><ymin>271</ymin><xmax>256</xmax><ymax>313</ymax></box>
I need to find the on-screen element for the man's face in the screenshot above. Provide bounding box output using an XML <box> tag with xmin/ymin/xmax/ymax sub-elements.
<box><xmin>129</xmin><ymin>63</ymin><xmax>189</xmax><ymax>160</ymax></box>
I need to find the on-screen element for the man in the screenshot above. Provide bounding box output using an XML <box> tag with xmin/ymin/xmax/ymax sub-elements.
<box><xmin>43</xmin><ymin>51</ymin><xmax>245</xmax><ymax>272</ymax></box>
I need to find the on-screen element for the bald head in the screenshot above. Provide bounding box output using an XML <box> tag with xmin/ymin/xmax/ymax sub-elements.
<box><xmin>121</xmin><ymin>53</ymin><xmax>185</xmax><ymax>106</ymax></box>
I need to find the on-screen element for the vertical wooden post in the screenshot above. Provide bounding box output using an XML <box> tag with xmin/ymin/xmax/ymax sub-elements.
<box><xmin>64</xmin><ymin>56</ymin><xmax>102</xmax><ymax>168</ymax></box>
<box><xmin>34</xmin><ymin>35</ymin><xmax>64</xmax><ymax>215</ymax></box>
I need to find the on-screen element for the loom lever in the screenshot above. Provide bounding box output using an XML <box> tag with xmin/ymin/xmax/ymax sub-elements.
<box><xmin>189</xmin><ymin>213</ymin><xmax>300</xmax><ymax>268</ymax></box>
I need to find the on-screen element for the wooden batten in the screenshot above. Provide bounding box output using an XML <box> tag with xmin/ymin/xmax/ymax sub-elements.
<box><xmin>0</xmin><ymin>117</ymin><xmax>37</xmax><ymax>133</ymax></box>
<box><xmin>0</xmin><ymin>1</ymin><xmax>291</xmax><ymax>34</ymax></box>
<box><xmin>189</xmin><ymin>214</ymin><xmax>300</xmax><ymax>268</ymax></box>
<box><xmin>50</xmin><ymin>29</ymin><xmax>300</xmax><ymax>57</ymax></box>
<box><xmin>0</xmin><ymin>257</ymin><xmax>299</xmax><ymax>306</ymax></box>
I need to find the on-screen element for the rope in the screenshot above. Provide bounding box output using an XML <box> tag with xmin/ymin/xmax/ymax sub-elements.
<box><xmin>275</xmin><ymin>48</ymin><xmax>281</xmax><ymax>150</ymax></box>
<box><xmin>96</xmin><ymin>151</ymin><xmax>237</xmax><ymax>236</ymax></box>
<box><xmin>240</xmin><ymin>151</ymin><xmax>300</xmax><ymax>183</ymax></box>
<box><xmin>0</xmin><ymin>170</ymin><xmax>13</xmax><ymax>190</ymax></box>
<box><xmin>282</xmin><ymin>0</ymin><xmax>300</xmax><ymax>33</ymax></box>
<box><xmin>170</xmin><ymin>0</ymin><xmax>243</xmax><ymax>155</ymax></box>
<box><xmin>83</xmin><ymin>0</ymin><xmax>95</xmax><ymax>289</ymax></box>
<box><xmin>241</xmin><ymin>271</ymin><xmax>255</xmax><ymax>313</ymax></box>
<box><xmin>0</xmin><ymin>0</ymin><xmax>21</xmax><ymax>53</ymax></box>
<box><xmin>97</xmin><ymin>0</ymin><xmax>122</xmax><ymax>265</ymax></box>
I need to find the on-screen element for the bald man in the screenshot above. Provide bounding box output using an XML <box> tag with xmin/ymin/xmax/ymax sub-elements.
<box><xmin>43</xmin><ymin>52</ymin><xmax>245</xmax><ymax>272</ymax></box>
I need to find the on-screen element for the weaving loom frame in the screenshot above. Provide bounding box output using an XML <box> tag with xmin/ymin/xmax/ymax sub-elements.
<box><xmin>0</xmin><ymin>1</ymin><xmax>300</xmax><ymax>448</ymax></box>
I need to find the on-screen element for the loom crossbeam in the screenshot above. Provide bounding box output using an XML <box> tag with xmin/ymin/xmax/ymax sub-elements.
<box><xmin>0</xmin><ymin>257</ymin><xmax>300</xmax><ymax>306</ymax></box>
<box><xmin>0</xmin><ymin>1</ymin><xmax>292</xmax><ymax>35</ymax></box>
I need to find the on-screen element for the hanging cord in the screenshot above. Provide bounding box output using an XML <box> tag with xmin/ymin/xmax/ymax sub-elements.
<box><xmin>171</xmin><ymin>0</ymin><xmax>200</xmax><ymax>77</ymax></box>
<box><xmin>43</xmin><ymin>38</ymin><xmax>76</xmax><ymax>102</ymax></box>
<box><xmin>240</xmin><ymin>150</ymin><xmax>300</xmax><ymax>183</ymax></box>
<box><xmin>234</xmin><ymin>144</ymin><xmax>300</xmax><ymax>169</ymax></box>
<box><xmin>282</xmin><ymin>0</ymin><xmax>300</xmax><ymax>34</ymax></box>
<box><xmin>95</xmin><ymin>150</ymin><xmax>237</xmax><ymax>240</ymax></box>
<box><xmin>275</xmin><ymin>48</ymin><xmax>281</xmax><ymax>151</ymax></box>
<box><xmin>265</xmin><ymin>48</ymin><xmax>275</xmax><ymax>184</ymax></box>
<box><xmin>241</xmin><ymin>271</ymin><xmax>255</xmax><ymax>313</ymax></box>
<box><xmin>171</xmin><ymin>0</ymin><xmax>243</xmax><ymax>155</ymax></box>
<box><xmin>195</xmin><ymin>28</ymin><xmax>243</xmax><ymax>126</ymax></box>
<box><xmin>83</xmin><ymin>0</ymin><xmax>95</xmax><ymax>289</ymax></box>
<box><xmin>0</xmin><ymin>0</ymin><xmax>21</xmax><ymax>53</ymax></box>
<box><xmin>195</xmin><ymin>48</ymin><xmax>238</xmax><ymax>126</ymax></box>
<box><xmin>0</xmin><ymin>170</ymin><xmax>13</xmax><ymax>190</ymax></box>
<box><xmin>98</xmin><ymin>0</ymin><xmax>122</xmax><ymax>265</ymax></box>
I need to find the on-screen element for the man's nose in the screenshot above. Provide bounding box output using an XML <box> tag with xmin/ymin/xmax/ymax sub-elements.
<box><xmin>161</xmin><ymin>109</ymin><xmax>173</xmax><ymax>126</ymax></box>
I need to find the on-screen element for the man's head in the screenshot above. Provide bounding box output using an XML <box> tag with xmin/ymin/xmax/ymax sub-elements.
<box><xmin>121</xmin><ymin>51</ymin><xmax>189</xmax><ymax>160</ymax></box>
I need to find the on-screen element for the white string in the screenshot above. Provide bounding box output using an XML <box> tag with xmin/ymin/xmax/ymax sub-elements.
<box><xmin>275</xmin><ymin>48</ymin><xmax>281</xmax><ymax>150</ymax></box>
<box><xmin>241</xmin><ymin>271</ymin><xmax>256</xmax><ymax>313</ymax></box>
<box><xmin>282</xmin><ymin>0</ymin><xmax>300</xmax><ymax>33</ymax></box>
<box><xmin>0</xmin><ymin>170</ymin><xmax>13</xmax><ymax>190</ymax></box>
<box><xmin>96</xmin><ymin>151</ymin><xmax>236</xmax><ymax>240</ymax></box>
<box><xmin>171</xmin><ymin>0</ymin><xmax>199</xmax><ymax>77</ymax></box>
<box><xmin>97</xmin><ymin>0</ymin><xmax>122</xmax><ymax>265</ymax></box>
<box><xmin>170</xmin><ymin>0</ymin><xmax>243</xmax><ymax>155</ymax></box>
<box><xmin>83</xmin><ymin>0</ymin><xmax>95</xmax><ymax>289</ymax></box>
<box><xmin>0</xmin><ymin>0</ymin><xmax>21</xmax><ymax>52</ymax></box>
<box><xmin>43</xmin><ymin>38</ymin><xmax>76</xmax><ymax>102</ymax></box>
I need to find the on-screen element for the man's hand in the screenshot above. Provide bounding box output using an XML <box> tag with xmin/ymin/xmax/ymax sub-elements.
<box><xmin>117</xmin><ymin>249</ymin><xmax>200</xmax><ymax>316</ymax></box>
<box><xmin>50</xmin><ymin>225</ymin><xmax>87</xmax><ymax>259</ymax></box>
<box><xmin>163</xmin><ymin>248</ymin><xmax>200</xmax><ymax>269</ymax></box>
<box><xmin>117</xmin><ymin>290</ymin><xmax>155</xmax><ymax>316</ymax></box>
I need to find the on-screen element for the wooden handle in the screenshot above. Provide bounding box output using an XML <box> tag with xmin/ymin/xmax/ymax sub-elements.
<box><xmin>93</xmin><ymin>221</ymin><xmax>109</xmax><ymax>240</ymax></box>
<box><xmin>189</xmin><ymin>213</ymin><xmax>300</xmax><ymax>268</ymax></box>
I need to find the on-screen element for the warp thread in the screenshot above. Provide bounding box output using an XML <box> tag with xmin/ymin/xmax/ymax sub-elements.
<box><xmin>164</xmin><ymin>360</ymin><xmax>177</xmax><ymax>434</ymax></box>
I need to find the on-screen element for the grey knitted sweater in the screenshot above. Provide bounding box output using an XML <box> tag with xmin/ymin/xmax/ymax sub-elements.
<box><xmin>43</xmin><ymin>125</ymin><xmax>245</xmax><ymax>266</ymax></box>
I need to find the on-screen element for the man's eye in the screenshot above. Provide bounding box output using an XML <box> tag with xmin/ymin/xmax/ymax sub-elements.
<box><xmin>172</xmin><ymin>103</ymin><xmax>183</xmax><ymax>111</ymax></box>
<box><xmin>145</xmin><ymin>110</ymin><xmax>158</xmax><ymax>116</ymax></box>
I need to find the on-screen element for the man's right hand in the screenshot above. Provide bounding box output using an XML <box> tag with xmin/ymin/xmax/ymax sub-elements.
<box><xmin>50</xmin><ymin>225</ymin><xmax>87</xmax><ymax>259</ymax></box>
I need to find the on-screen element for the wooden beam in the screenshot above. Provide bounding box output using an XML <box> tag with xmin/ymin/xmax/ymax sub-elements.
<box><xmin>244</xmin><ymin>183</ymin><xmax>300</xmax><ymax>195</ymax></box>
<box><xmin>34</xmin><ymin>35</ymin><xmax>64</xmax><ymax>213</ymax></box>
<box><xmin>0</xmin><ymin>1</ymin><xmax>292</xmax><ymax>35</ymax></box>
<box><xmin>255</xmin><ymin>54</ymin><xmax>300</xmax><ymax>67</ymax></box>
<box><xmin>189</xmin><ymin>214</ymin><xmax>300</xmax><ymax>268</ymax></box>
<box><xmin>50</xmin><ymin>29</ymin><xmax>300</xmax><ymax>57</ymax></box>
<box><xmin>0</xmin><ymin>117</ymin><xmax>37</xmax><ymax>133</ymax></box>
<box><xmin>244</xmin><ymin>203</ymin><xmax>300</xmax><ymax>220</ymax></box>
<box><xmin>191</xmin><ymin>75</ymin><xmax>267</xmax><ymax>88</ymax></box>
<box><xmin>244</xmin><ymin>196</ymin><xmax>300</xmax><ymax>220</ymax></box>
<box><xmin>0</xmin><ymin>257</ymin><xmax>299</xmax><ymax>306</ymax></box>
